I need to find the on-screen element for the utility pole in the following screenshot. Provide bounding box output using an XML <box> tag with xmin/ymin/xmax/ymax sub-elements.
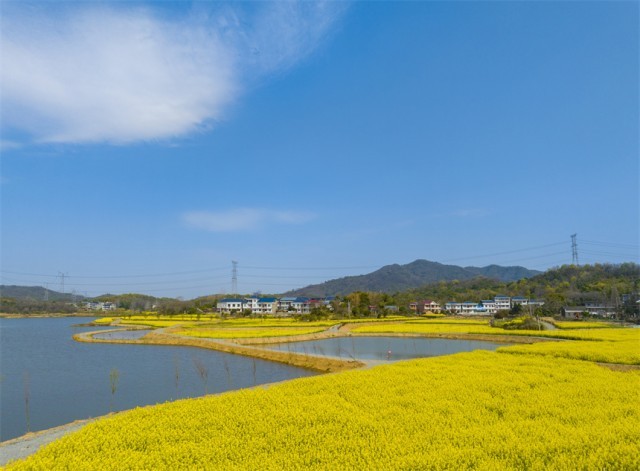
<box><xmin>571</xmin><ymin>234</ymin><xmax>579</xmax><ymax>266</ymax></box>
<box><xmin>231</xmin><ymin>261</ymin><xmax>238</xmax><ymax>295</ymax></box>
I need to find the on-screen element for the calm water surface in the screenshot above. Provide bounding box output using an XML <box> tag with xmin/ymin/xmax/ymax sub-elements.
<box><xmin>0</xmin><ymin>317</ymin><xmax>316</xmax><ymax>441</ymax></box>
<box><xmin>266</xmin><ymin>336</ymin><xmax>506</xmax><ymax>361</ymax></box>
<box><xmin>92</xmin><ymin>329</ymin><xmax>152</xmax><ymax>340</ymax></box>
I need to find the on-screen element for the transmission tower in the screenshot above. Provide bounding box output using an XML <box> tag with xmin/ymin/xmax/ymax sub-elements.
<box><xmin>571</xmin><ymin>234</ymin><xmax>579</xmax><ymax>266</ymax></box>
<box><xmin>59</xmin><ymin>272</ymin><xmax>68</xmax><ymax>294</ymax></box>
<box><xmin>231</xmin><ymin>261</ymin><xmax>238</xmax><ymax>295</ymax></box>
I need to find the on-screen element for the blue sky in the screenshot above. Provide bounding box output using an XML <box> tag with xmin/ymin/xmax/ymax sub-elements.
<box><xmin>1</xmin><ymin>1</ymin><xmax>638</xmax><ymax>299</ymax></box>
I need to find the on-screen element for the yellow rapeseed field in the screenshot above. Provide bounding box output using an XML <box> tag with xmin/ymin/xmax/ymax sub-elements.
<box><xmin>5</xmin><ymin>351</ymin><xmax>639</xmax><ymax>470</ymax></box>
<box><xmin>352</xmin><ymin>319</ymin><xmax>638</xmax><ymax>340</ymax></box>
<box><xmin>499</xmin><ymin>338</ymin><xmax>640</xmax><ymax>365</ymax></box>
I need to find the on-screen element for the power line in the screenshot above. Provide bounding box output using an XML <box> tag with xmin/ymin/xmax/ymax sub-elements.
<box><xmin>487</xmin><ymin>251</ymin><xmax>569</xmax><ymax>265</ymax></box>
<box><xmin>581</xmin><ymin>249</ymin><xmax>638</xmax><ymax>258</ymax></box>
<box><xmin>581</xmin><ymin>239</ymin><xmax>639</xmax><ymax>249</ymax></box>
<box><xmin>440</xmin><ymin>241</ymin><xmax>567</xmax><ymax>263</ymax></box>
<box><xmin>242</xmin><ymin>265</ymin><xmax>380</xmax><ymax>271</ymax></box>
<box><xmin>0</xmin><ymin>267</ymin><xmax>229</xmax><ymax>279</ymax></box>
<box><xmin>2</xmin><ymin>238</ymin><xmax>637</xmax><ymax>296</ymax></box>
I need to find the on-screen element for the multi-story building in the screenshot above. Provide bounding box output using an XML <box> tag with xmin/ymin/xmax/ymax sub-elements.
<box><xmin>443</xmin><ymin>296</ymin><xmax>544</xmax><ymax>315</ymax></box>
<box><xmin>216</xmin><ymin>298</ymin><xmax>247</xmax><ymax>313</ymax></box>
<box><xmin>409</xmin><ymin>300</ymin><xmax>442</xmax><ymax>314</ymax></box>
<box><xmin>494</xmin><ymin>295</ymin><xmax>511</xmax><ymax>311</ymax></box>
<box><xmin>481</xmin><ymin>300</ymin><xmax>497</xmax><ymax>314</ymax></box>
<box><xmin>83</xmin><ymin>301</ymin><xmax>117</xmax><ymax>311</ymax></box>
<box><xmin>511</xmin><ymin>296</ymin><xmax>528</xmax><ymax>306</ymax></box>
<box><xmin>278</xmin><ymin>297</ymin><xmax>311</xmax><ymax>313</ymax></box>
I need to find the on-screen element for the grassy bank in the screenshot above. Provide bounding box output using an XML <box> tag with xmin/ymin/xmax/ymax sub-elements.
<box><xmin>73</xmin><ymin>330</ymin><xmax>363</xmax><ymax>373</ymax></box>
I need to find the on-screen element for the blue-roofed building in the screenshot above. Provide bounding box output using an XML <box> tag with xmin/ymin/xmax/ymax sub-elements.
<box><xmin>255</xmin><ymin>297</ymin><xmax>278</xmax><ymax>314</ymax></box>
<box><xmin>278</xmin><ymin>297</ymin><xmax>312</xmax><ymax>313</ymax></box>
<box><xmin>494</xmin><ymin>295</ymin><xmax>511</xmax><ymax>311</ymax></box>
<box><xmin>481</xmin><ymin>300</ymin><xmax>497</xmax><ymax>314</ymax></box>
<box><xmin>217</xmin><ymin>298</ymin><xmax>247</xmax><ymax>313</ymax></box>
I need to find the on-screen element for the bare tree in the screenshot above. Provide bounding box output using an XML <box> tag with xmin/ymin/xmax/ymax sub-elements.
<box><xmin>23</xmin><ymin>372</ymin><xmax>31</xmax><ymax>432</ymax></box>
<box><xmin>252</xmin><ymin>358</ymin><xmax>257</xmax><ymax>386</ymax></box>
<box><xmin>222</xmin><ymin>356</ymin><xmax>232</xmax><ymax>388</ymax></box>
<box><xmin>173</xmin><ymin>354</ymin><xmax>181</xmax><ymax>399</ymax></box>
<box><xmin>193</xmin><ymin>357</ymin><xmax>209</xmax><ymax>394</ymax></box>
<box><xmin>109</xmin><ymin>368</ymin><xmax>120</xmax><ymax>412</ymax></box>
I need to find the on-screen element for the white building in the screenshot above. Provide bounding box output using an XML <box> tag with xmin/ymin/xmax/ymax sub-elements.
<box><xmin>481</xmin><ymin>300</ymin><xmax>497</xmax><ymax>314</ymax></box>
<box><xmin>278</xmin><ymin>297</ymin><xmax>312</xmax><ymax>313</ymax></box>
<box><xmin>84</xmin><ymin>301</ymin><xmax>117</xmax><ymax>311</ymax></box>
<box><xmin>494</xmin><ymin>296</ymin><xmax>511</xmax><ymax>311</ymax></box>
<box><xmin>216</xmin><ymin>298</ymin><xmax>247</xmax><ymax>313</ymax></box>
<box><xmin>445</xmin><ymin>302</ymin><xmax>463</xmax><ymax>313</ymax></box>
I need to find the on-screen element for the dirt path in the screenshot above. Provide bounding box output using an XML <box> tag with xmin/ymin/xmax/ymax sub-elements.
<box><xmin>0</xmin><ymin>418</ymin><xmax>97</xmax><ymax>466</ymax></box>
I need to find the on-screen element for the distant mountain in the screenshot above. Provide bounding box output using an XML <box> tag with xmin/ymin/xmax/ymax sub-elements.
<box><xmin>0</xmin><ymin>285</ymin><xmax>83</xmax><ymax>302</ymax></box>
<box><xmin>463</xmin><ymin>264</ymin><xmax>541</xmax><ymax>282</ymax></box>
<box><xmin>283</xmin><ymin>260</ymin><xmax>541</xmax><ymax>297</ymax></box>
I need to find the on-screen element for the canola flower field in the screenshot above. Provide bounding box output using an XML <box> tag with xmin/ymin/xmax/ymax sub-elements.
<box><xmin>499</xmin><ymin>337</ymin><xmax>640</xmax><ymax>365</ymax></box>
<box><xmin>11</xmin><ymin>315</ymin><xmax>637</xmax><ymax>469</ymax></box>
<box><xmin>352</xmin><ymin>319</ymin><xmax>640</xmax><ymax>365</ymax></box>
<box><xmin>5</xmin><ymin>350</ymin><xmax>639</xmax><ymax>470</ymax></box>
<box><xmin>352</xmin><ymin>318</ymin><xmax>635</xmax><ymax>340</ymax></box>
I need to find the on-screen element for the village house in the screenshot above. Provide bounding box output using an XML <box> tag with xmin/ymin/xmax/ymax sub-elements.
<box><xmin>443</xmin><ymin>296</ymin><xmax>544</xmax><ymax>316</ymax></box>
<box><xmin>562</xmin><ymin>304</ymin><xmax>617</xmax><ymax>319</ymax></box>
<box><xmin>83</xmin><ymin>301</ymin><xmax>117</xmax><ymax>311</ymax></box>
<box><xmin>409</xmin><ymin>300</ymin><xmax>442</xmax><ymax>314</ymax></box>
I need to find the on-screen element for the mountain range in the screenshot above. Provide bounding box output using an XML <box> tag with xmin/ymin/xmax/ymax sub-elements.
<box><xmin>284</xmin><ymin>260</ymin><xmax>541</xmax><ymax>297</ymax></box>
<box><xmin>0</xmin><ymin>285</ymin><xmax>85</xmax><ymax>302</ymax></box>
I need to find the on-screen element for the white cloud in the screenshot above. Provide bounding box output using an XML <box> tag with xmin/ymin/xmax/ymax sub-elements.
<box><xmin>183</xmin><ymin>208</ymin><xmax>316</xmax><ymax>233</ymax></box>
<box><xmin>0</xmin><ymin>2</ymin><xmax>345</xmax><ymax>145</ymax></box>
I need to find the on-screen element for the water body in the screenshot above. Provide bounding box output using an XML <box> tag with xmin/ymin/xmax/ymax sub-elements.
<box><xmin>0</xmin><ymin>317</ymin><xmax>316</xmax><ymax>442</ymax></box>
<box><xmin>92</xmin><ymin>329</ymin><xmax>152</xmax><ymax>340</ymax></box>
<box><xmin>266</xmin><ymin>336</ymin><xmax>506</xmax><ymax>362</ymax></box>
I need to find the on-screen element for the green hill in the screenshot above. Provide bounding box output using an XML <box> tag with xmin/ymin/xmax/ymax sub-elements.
<box><xmin>284</xmin><ymin>260</ymin><xmax>540</xmax><ymax>297</ymax></box>
<box><xmin>0</xmin><ymin>285</ymin><xmax>82</xmax><ymax>302</ymax></box>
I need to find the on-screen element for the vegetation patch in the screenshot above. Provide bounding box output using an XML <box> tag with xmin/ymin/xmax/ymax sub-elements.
<box><xmin>175</xmin><ymin>327</ymin><xmax>329</xmax><ymax>339</ymax></box>
<box><xmin>493</xmin><ymin>316</ymin><xmax>545</xmax><ymax>330</ymax></box>
<box><xmin>551</xmin><ymin>320</ymin><xmax>619</xmax><ymax>330</ymax></box>
<box><xmin>92</xmin><ymin>317</ymin><xmax>113</xmax><ymax>325</ymax></box>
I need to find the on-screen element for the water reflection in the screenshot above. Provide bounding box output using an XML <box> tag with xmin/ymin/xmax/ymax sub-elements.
<box><xmin>266</xmin><ymin>336</ymin><xmax>506</xmax><ymax>361</ymax></box>
<box><xmin>92</xmin><ymin>329</ymin><xmax>152</xmax><ymax>340</ymax></box>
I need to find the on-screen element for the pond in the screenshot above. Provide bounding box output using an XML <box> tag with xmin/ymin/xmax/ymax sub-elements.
<box><xmin>0</xmin><ymin>317</ymin><xmax>316</xmax><ymax>442</ymax></box>
<box><xmin>265</xmin><ymin>336</ymin><xmax>506</xmax><ymax>362</ymax></box>
<box><xmin>92</xmin><ymin>329</ymin><xmax>152</xmax><ymax>340</ymax></box>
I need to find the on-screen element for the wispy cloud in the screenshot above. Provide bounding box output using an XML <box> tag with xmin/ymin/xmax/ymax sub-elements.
<box><xmin>183</xmin><ymin>208</ymin><xmax>316</xmax><ymax>233</ymax></box>
<box><xmin>0</xmin><ymin>140</ymin><xmax>22</xmax><ymax>152</ymax></box>
<box><xmin>451</xmin><ymin>209</ymin><xmax>490</xmax><ymax>218</ymax></box>
<box><xmin>0</xmin><ymin>2</ymin><xmax>346</xmax><ymax>145</ymax></box>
